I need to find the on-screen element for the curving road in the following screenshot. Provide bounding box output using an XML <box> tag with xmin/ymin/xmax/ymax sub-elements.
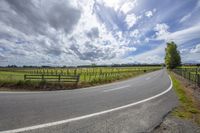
<box><xmin>0</xmin><ymin>69</ymin><xmax>178</xmax><ymax>133</ymax></box>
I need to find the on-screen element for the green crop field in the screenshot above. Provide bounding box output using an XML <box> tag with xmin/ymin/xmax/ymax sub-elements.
<box><xmin>173</xmin><ymin>66</ymin><xmax>200</xmax><ymax>86</ymax></box>
<box><xmin>0</xmin><ymin>66</ymin><xmax>161</xmax><ymax>82</ymax></box>
<box><xmin>177</xmin><ymin>64</ymin><xmax>200</xmax><ymax>69</ymax></box>
<box><xmin>0</xmin><ymin>66</ymin><xmax>161</xmax><ymax>90</ymax></box>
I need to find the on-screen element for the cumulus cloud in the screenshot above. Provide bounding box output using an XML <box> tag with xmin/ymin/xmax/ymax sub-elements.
<box><xmin>86</xmin><ymin>27</ymin><xmax>99</xmax><ymax>40</ymax></box>
<box><xmin>46</xmin><ymin>2</ymin><xmax>81</xmax><ymax>34</ymax></box>
<box><xmin>1</xmin><ymin>0</ymin><xmax>134</xmax><ymax>65</ymax></box>
<box><xmin>154</xmin><ymin>23</ymin><xmax>170</xmax><ymax>39</ymax></box>
<box><xmin>190</xmin><ymin>44</ymin><xmax>200</xmax><ymax>53</ymax></box>
<box><xmin>0</xmin><ymin>0</ymin><xmax>83</xmax><ymax>65</ymax></box>
<box><xmin>145</xmin><ymin>9</ymin><xmax>156</xmax><ymax>18</ymax></box>
<box><xmin>145</xmin><ymin>11</ymin><xmax>153</xmax><ymax>18</ymax></box>
<box><xmin>120</xmin><ymin>1</ymin><xmax>137</xmax><ymax>14</ymax></box>
<box><xmin>125</xmin><ymin>13</ymin><xmax>138</xmax><ymax>28</ymax></box>
<box><xmin>180</xmin><ymin>48</ymin><xmax>188</xmax><ymax>54</ymax></box>
<box><xmin>0</xmin><ymin>0</ymin><xmax>200</xmax><ymax>66</ymax></box>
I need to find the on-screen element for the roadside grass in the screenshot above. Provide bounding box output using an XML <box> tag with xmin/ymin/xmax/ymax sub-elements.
<box><xmin>170</xmin><ymin>72</ymin><xmax>200</xmax><ymax>125</ymax></box>
<box><xmin>177</xmin><ymin>65</ymin><xmax>199</xmax><ymax>68</ymax></box>
<box><xmin>0</xmin><ymin>71</ymin><xmax>26</xmax><ymax>81</ymax></box>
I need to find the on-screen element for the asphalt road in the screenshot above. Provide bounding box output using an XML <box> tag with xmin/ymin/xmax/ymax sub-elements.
<box><xmin>0</xmin><ymin>69</ymin><xmax>176</xmax><ymax>132</ymax></box>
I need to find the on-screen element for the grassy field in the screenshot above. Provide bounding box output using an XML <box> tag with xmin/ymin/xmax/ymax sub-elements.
<box><xmin>170</xmin><ymin>72</ymin><xmax>200</xmax><ymax>125</ymax></box>
<box><xmin>0</xmin><ymin>66</ymin><xmax>161</xmax><ymax>90</ymax></box>
<box><xmin>173</xmin><ymin>66</ymin><xmax>200</xmax><ymax>86</ymax></box>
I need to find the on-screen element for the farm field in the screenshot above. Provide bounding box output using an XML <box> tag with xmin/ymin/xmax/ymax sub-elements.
<box><xmin>173</xmin><ymin>66</ymin><xmax>200</xmax><ymax>86</ymax></box>
<box><xmin>0</xmin><ymin>66</ymin><xmax>161</xmax><ymax>91</ymax></box>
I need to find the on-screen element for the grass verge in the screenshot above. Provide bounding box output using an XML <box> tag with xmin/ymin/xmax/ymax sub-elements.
<box><xmin>170</xmin><ymin>72</ymin><xmax>200</xmax><ymax>125</ymax></box>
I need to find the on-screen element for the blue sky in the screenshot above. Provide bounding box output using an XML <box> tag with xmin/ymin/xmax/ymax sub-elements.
<box><xmin>0</xmin><ymin>0</ymin><xmax>200</xmax><ymax>66</ymax></box>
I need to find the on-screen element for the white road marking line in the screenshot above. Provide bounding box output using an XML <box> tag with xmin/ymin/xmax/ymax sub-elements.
<box><xmin>0</xmin><ymin>91</ymin><xmax>43</xmax><ymax>94</ymax></box>
<box><xmin>0</xmin><ymin>75</ymin><xmax>172</xmax><ymax>133</ymax></box>
<box><xmin>103</xmin><ymin>85</ymin><xmax>130</xmax><ymax>92</ymax></box>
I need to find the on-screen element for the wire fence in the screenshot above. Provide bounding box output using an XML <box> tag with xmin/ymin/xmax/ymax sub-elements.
<box><xmin>0</xmin><ymin>67</ymin><xmax>161</xmax><ymax>83</ymax></box>
<box><xmin>172</xmin><ymin>68</ymin><xmax>200</xmax><ymax>87</ymax></box>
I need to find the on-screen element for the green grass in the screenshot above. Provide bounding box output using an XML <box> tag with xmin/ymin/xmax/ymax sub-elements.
<box><xmin>0</xmin><ymin>71</ymin><xmax>26</xmax><ymax>82</ymax></box>
<box><xmin>0</xmin><ymin>66</ymin><xmax>161</xmax><ymax>90</ymax></box>
<box><xmin>0</xmin><ymin>67</ymin><xmax>160</xmax><ymax>83</ymax></box>
<box><xmin>170</xmin><ymin>72</ymin><xmax>200</xmax><ymax>125</ymax></box>
<box><xmin>177</xmin><ymin>65</ymin><xmax>199</xmax><ymax>68</ymax></box>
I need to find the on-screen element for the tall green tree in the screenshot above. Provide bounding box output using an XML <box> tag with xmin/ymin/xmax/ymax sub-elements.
<box><xmin>165</xmin><ymin>42</ymin><xmax>181</xmax><ymax>69</ymax></box>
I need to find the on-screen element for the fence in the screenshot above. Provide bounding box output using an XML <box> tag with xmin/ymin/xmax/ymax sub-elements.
<box><xmin>24</xmin><ymin>74</ymin><xmax>80</xmax><ymax>83</ymax></box>
<box><xmin>0</xmin><ymin>67</ymin><xmax>161</xmax><ymax>84</ymax></box>
<box><xmin>23</xmin><ymin>68</ymin><xmax>159</xmax><ymax>84</ymax></box>
<box><xmin>172</xmin><ymin>68</ymin><xmax>200</xmax><ymax>87</ymax></box>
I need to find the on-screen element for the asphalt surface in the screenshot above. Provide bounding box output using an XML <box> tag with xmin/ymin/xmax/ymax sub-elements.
<box><xmin>0</xmin><ymin>69</ymin><xmax>173</xmax><ymax>132</ymax></box>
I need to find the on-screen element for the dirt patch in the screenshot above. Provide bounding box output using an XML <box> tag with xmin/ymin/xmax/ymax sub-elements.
<box><xmin>152</xmin><ymin>115</ymin><xmax>200</xmax><ymax>133</ymax></box>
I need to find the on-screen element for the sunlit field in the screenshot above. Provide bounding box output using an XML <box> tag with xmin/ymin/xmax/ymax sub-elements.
<box><xmin>0</xmin><ymin>66</ymin><xmax>161</xmax><ymax>83</ymax></box>
<box><xmin>173</xmin><ymin>65</ymin><xmax>200</xmax><ymax>86</ymax></box>
<box><xmin>0</xmin><ymin>66</ymin><xmax>161</xmax><ymax>90</ymax></box>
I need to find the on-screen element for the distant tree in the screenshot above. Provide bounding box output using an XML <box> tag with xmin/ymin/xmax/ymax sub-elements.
<box><xmin>165</xmin><ymin>42</ymin><xmax>181</xmax><ymax>69</ymax></box>
<box><xmin>91</xmin><ymin>63</ymin><xmax>96</xmax><ymax>67</ymax></box>
<box><xmin>8</xmin><ymin>65</ymin><xmax>17</xmax><ymax>68</ymax></box>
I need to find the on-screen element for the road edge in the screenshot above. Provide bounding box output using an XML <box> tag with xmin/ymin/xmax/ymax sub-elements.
<box><xmin>0</xmin><ymin>75</ymin><xmax>173</xmax><ymax>133</ymax></box>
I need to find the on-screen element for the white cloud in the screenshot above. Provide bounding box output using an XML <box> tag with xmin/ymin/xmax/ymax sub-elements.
<box><xmin>180</xmin><ymin>48</ymin><xmax>188</xmax><ymax>54</ymax></box>
<box><xmin>130</xmin><ymin>29</ymin><xmax>140</xmax><ymax>38</ymax></box>
<box><xmin>0</xmin><ymin>0</ymin><xmax>200</xmax><ymax>65</ymax></box>
<box><xmin>181</xmin><ymin>51</ymin><xmax>200</xmax><ymax>64</ymax></box>
<box><xmin>163</xmin><ymin>24</ymin><xmax>200</xmax><ymax>44</ymax></box>
<box><xmin>125</xmin><ymin>13</ymin><xmax>138</xmax><ymax>28</ymax></box>
<box><xmin>154</xmin><ymin>23</ymin><xmax>170</xmax><ymax>39</ymax></box>
<box><xmin>100</xmin><ymin>0</ymin><xmax>121</xmax><ymax>10</ymax></box>
<box><xmin>144</xmin><ymin>38</ymin><xmax>150</xmax><ymax>43</ymax></box>
<box><xmin>179</xmin><ymin>13</ymin><xmax>191</xmax><ymax>23</ymax></box>
<box><xmin>190</xmin><ymin>44</ymin><xmax>200</xmax><ymax>53</ymax></box>
<box><xmin>126</xmin><ymin>44</ymin><xmax>165</xmax><ymax>64</ymax></box>
<box><xmin>120</xmin><ymin>0</ymin><xmax>137</xmax><ymax>14</ymax></box>
<box><xmin>145</xmin><ymin>11</ymin><xmax>153</xmax><ymax>18</ymax></box>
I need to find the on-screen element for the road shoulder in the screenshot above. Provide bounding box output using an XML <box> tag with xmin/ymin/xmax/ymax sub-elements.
<box><xmin>152</xmin><ymin>72</ymin><xmax>200</xmax><ymax>133</ymax></box>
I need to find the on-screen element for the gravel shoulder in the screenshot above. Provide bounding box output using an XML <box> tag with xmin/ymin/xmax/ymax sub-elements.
<box><xmin>152</xmin><ymin>72</ymin><xmax>200</xmax><ymax>133</ymax></box>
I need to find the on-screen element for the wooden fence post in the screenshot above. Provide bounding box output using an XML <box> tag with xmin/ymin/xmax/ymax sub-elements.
<box><xmin>24</xmin><ymin>75</ymin><xmax>26</xmax><ymax>80</ymax></box>
<box><xmin>84</xmin><ymin>73</ymin><xmax>86</xmax><ymax>82</ymax></box>
<box><xmin>197</xmin><ymin>74</ymin><xmax>200</xmax><ymax>87</ymax></box>
<box><xmin>189</xmin><ymin>72</ymin><xmax>190</xmax><ymax>81</ymax></box>
<box><xmin>77</xmin><ymin>75</ymin><xmax>80</xmax><ymax>83</ymax></box>
<box><xmin>196</xmin><ymin>68</ymin><xmax>198</xmax><ymax>86</ymax></box>
<box><xmin>58</xmin><ymin>74</ymin><xmax>61</xmax><ymax>82</ymax></box>
<box><xmin>42</xmin><ymin>74</ymin><xmax>44</xmax><ymax>81</ymax></box>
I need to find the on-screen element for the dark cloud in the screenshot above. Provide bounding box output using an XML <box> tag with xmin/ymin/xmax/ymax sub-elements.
<box><xmin>3</xmin><ymin>0</ymin><xmax>47</xmax><ymax>35</ymax></box>
<box><xmin>1</xmin><ymin>0</ymin><xmax>81</xmax><ymax>35</ymax></box>
<box><xmin>44</xmin><ymin>45</ymin><xmax>65</xmax><ymax>56</ymax></box>
<box><xmin>46</xmin><ymin>48</ymin><xmax>63</xmax><ymax>56</ymax></box>
<box><xmin>0</xmin><ymin>54</ymin><xmax>6</xmax><ymax>61</ymax></box>
<box><xmin>69</xmin><ymin>41</ymin><xmax>115</xmax><ymax>61</ymax></box>
<box><xmin>0</xmin><ymin>0</ymin><xmax>82</xmax><ymax>65</ymax></box>
<box><xmin>86</xmin><ymin>27</ymin><xmax>99</xmax><ymax>40</ymax></box>
<box><xmin>47</xmin><ymin>2</ymin><xmax>81</xmax><ymax>34</ymax></box>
